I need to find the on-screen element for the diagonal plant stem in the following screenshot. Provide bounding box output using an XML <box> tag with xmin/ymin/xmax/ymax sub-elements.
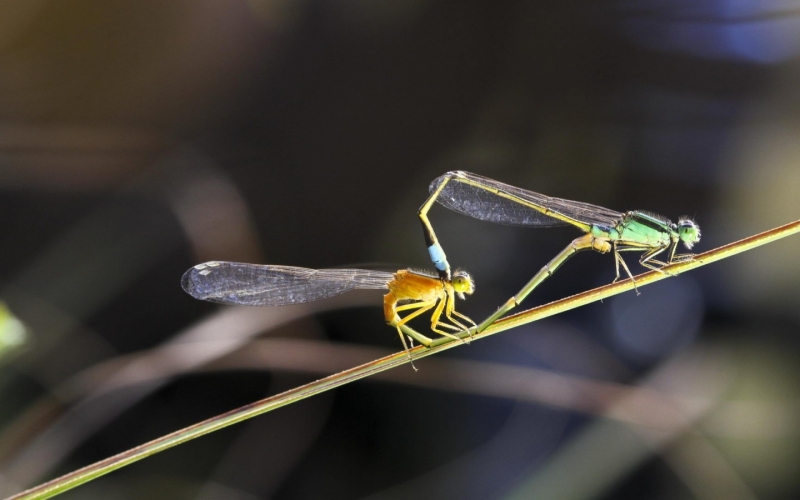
<box><xmin>435</xmin><ymin>217</ymin><xmax>800</xmax><ymax>345</ymax></box>
<box><xmin>7</xmin><ymin>219</ymin><xmax>800</xmax><ymax>500</ymax></box>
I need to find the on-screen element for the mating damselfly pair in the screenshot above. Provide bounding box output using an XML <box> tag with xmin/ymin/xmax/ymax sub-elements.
<box><xmin>182</xmin><ymin>171</ymin><xmax>700</xmax><ymax>362</ymax></box>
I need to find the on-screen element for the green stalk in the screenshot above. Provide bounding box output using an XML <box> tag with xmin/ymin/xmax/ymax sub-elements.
<box><xmin>7</xmin><ymin>219</ymin><xmax>800</xmax><ymax>500</ymax></box>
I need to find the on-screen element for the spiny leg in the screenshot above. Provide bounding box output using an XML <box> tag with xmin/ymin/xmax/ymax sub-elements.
<box><xmin>426</xmin><ymin>293</ymin><xmax>468</xmax><ymax>343</ymax></box>
<box><xmin>613</xmin><ymin>241</ymin><xmax>622</xmax><ymax>282</ymax></box>
<box><xmin>436</xmin><ymin>321</ymin><xmax>465</xmax><ymax>332</ymax></box>
<box><xmin>395</xmin><ymin>299</ymin><xmax>437</xmax><ymax>321</ymax></box>
<box><xmin>670</xmin><ymin>253</ymin><xmax>696</xmax><ymax>263</ymax></box>
<box><xmin>615</xmin><ymin>243</ymin><xmax>676</xmax><ymax>286</ymax></box>
<box><xmin>612</xmin><ymin>242</ymin><xmax>640</xmax><ymax>281</ymax></box>
<box><xmin>612</xmin><ymin>244</ymin><xmax>640</xmax><ymax>294</ymax></box>
<box><xmin>443</xmin><ymin>288</ymin><xmax>476</xmax><ymax>340</ymax></box>
<box><xmin>638</xmin><ymin>245</ymin><xmax>674</xmax><ymax>276</ymax></box>
<box><xmin>617</xmin><ymin>252</ymin><xmax>639</xmax><ymax>294</ymax></box>
<box><xmin>449</xmin><ymin>309</ymin><xmax>477</xmax><ymax>336</ymax></box>
<box><xmin>438</xmin><ymin>290</ymin><xmax>470</xmax><ymax>333</ymax></box>
<box><xmin>433</xmin><ymin>314</ymin><xmax>471</xmax><ymax>342</ymax></box>
<box><xmin>657</xmin><ymin>240</ymin><xmax>695</xmax><ymax>266</ymax></box>
<box><xmin>430</xmin><ymin>323</ymin><xmax>468</xmax><ymax>343</ymax></box>
<box><xmin>392</xmin><ymin>325</ymin><xmax>415</xmax><ymax>371</ymax></box>
<box><xmin>666</xmin><ymin>231</ymin><xmax>697</xmax><ymax>263</ymax></box>
<box><xmin>396</xmin><ymin>299</ymin><xmax>462</xmax><ymax>344</ymax></box>
<box><xmin>393</xmin><ymin>300</ymin><xmax>438</xmax><ymax>370</ymax></box>
<box><xmin>640</xmin><ymin>251</ymin><xmax>696</xmax><ymax>276</ymax></box>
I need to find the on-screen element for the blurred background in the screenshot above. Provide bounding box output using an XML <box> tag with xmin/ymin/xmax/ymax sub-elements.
<box><xmin>1</xmin><ymin>1</ymin><xmax>800</xmax><ymax>499</ymax></box>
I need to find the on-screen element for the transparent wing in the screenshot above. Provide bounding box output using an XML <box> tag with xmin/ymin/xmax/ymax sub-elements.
<box><xmin>181</xmin><ymin>261</ymin><xmax>393</xmax><ymax>306</ymax></box>
<box><xmin>430</xmin><ymin>171</ymin><xmax>622</xmax><ymax>228</ymax></box>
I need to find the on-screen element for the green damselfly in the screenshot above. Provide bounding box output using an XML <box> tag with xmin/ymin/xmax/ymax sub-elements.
<box><xmin>418</xmin><ymin>171</ymin><xmax>701</xmax><ymax>332</ymax></box>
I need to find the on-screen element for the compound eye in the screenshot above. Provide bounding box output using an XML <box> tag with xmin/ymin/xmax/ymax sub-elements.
<box><xmin>677</xmin><ymin>218</ymin><xmax>701</xmax><ymax>249</ymax></box>
<box><xmin>451</xmin><ymin>272</ymin><xmax>475</xmax><ymax>295</ymax></box>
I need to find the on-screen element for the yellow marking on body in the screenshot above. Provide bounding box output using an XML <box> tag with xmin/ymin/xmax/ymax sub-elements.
<box><xmin>383</xmin><ymin>269</ymin><xmax>475</xmax><ymax>352</ymax></box>
<box><xmin>455</xmin><ymin>175</ymin><xmax>593</xmax><ymax>232</ymax></box>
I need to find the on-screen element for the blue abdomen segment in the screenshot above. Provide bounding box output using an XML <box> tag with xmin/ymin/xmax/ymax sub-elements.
<box><xmin>428</xmin><ymin>243</ymin><xmax>449</xmax><ymax>272</ymax></box>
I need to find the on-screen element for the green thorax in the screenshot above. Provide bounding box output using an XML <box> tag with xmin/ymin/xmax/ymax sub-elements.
<box><xmin>590</xmin><ymin>211</ymin><xmax>676</xmax><ymax>247</ymax></box>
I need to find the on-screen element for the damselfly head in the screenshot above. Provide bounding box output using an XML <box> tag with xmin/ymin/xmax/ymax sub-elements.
<box><xmin>451</xmin><ymin>269</ymin><xmax>475</xmax><ymax>299</ymax></box>
<box><xmin>677</xmin><ymin>218</ymin><xmax>701</xmax><ymax>249</ymax></box>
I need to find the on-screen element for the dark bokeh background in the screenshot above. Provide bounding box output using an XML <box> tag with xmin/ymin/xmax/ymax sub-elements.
<box><xmin>2</xmin><ymin>1</ymin><xmax>800</xmax><ymax>499</ymax></box>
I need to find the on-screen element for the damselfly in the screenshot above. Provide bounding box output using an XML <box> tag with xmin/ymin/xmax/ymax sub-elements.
<box><xmin>181</xmin><ymin>261</ymin><xmax>476</xmax><ymax>365</ymax></box>
<box><xmin>418</xmin><ymin>171</ymin><xmax>700</xmax><ymax>332</ymax></box>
